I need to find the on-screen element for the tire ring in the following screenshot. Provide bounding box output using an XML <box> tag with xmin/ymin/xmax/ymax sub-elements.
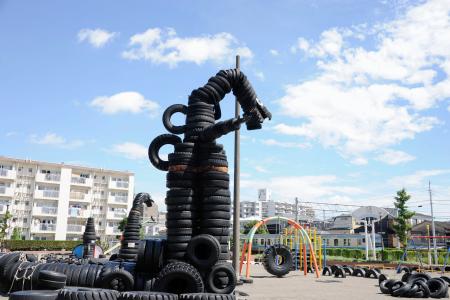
<box><xmin>163</xmin><ymin>104</ymin><xmax>187</xmax><ymax>134</ymax></box>
<box><xmin>148</xmin><ymin>134</ymin><xmax>182</xmax><ymax>171</ymax></box>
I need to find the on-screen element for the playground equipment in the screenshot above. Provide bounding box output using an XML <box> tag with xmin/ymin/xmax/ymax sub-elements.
<box><xmin>239</xmin><ymin>216</ymin><xmax>320</xmax><ymax>278</ymax></box>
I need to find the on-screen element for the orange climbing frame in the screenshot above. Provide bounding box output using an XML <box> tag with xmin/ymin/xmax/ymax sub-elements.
<box><xmin>239</xmin><ymin>216</ymin><xmax>320</xmax><ymax>278</ymax></box>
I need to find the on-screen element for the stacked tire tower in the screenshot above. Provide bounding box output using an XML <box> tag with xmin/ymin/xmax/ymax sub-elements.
<box><xmin>118</xmin><ymin>193</ymin><xmax>154</xmax><ymax>261</ymax></box>
<box><xmin>149</xmin><ymin>68</ymin><xmax>271</xmax><ymax>296</ymax></box>
<box><xmin>82</xmin><ymin>217</ymin><xmax>97</xmax><ymax>258</ymax></box>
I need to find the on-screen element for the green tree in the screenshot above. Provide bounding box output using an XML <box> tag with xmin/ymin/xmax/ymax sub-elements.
<box><xmin>392</xmin><ymin>189</ymin><xmax>415</xmax><ymax>249</ymax></box>
<box><xmin>0</xmin><ymin>210</ymin><xmax>12</xmax><ymax>249</ymax></box>
<box><xmin>118</xmin><ymin>217</ymin><xmax>128</xmax><ymax>232</ymax></box>
<box><xmin>243</xmin><ymin>220</ymin><xmax>269</xmax><ymax>234</ymax></box>
<box><xmin>11</xmin><ymin>228</ymin><xmax>22</xmax><ymax>240</ymax></box>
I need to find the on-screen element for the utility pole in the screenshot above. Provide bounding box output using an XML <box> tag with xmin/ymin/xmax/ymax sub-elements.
<box><xmin>363</xmin><ymin>219</ymin><xmax>369</xmax><ymax>261</ymax></box>
<box><xmin>232</xmin><ymin>55</ymin><xmax>241</xmax><ymax>276</ymax></box>
<box><xmin>429</xmin><ymin>181</ymin><xmax>438</xmax><ymax>264</ymax></box>
<box><xmin>295</xmin><ymin>197</ymin><xmax>299</xmax><ymax>223</ymax></box>
<box><xmin>371</xmin><ymin>220</ymin><xmax>377</xmax><ymax>260</ymax></box>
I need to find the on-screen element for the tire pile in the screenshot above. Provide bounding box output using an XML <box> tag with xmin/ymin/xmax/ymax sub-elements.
<box><xmin>147</xmin><ymin>68</ymin><xmax>271</xmax><ymax>297</ymax></box>
<box><xmin>10</xmin><ymin>288</ymin><xmax>236</xmax><ymax>300</ymax></box>
<box><xmin>379</xmin><ymin>270</ymin><xmax>450</xmax><ymax>298</ymax></box>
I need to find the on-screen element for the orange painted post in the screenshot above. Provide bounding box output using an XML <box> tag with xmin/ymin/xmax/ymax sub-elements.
<box><xmin>245</xmin><ymin>242</ymin><xmax>252</xmax><ymax>278</ymax></box>
<box><xmin>303</xmin><ymin>244</ymin><xmax>307</xmax><ymax>275</ymax></box>
<box><xmin>239</xmin><ymin>242</ymin><xmax>248</xmax><ymax>275</ymax></box>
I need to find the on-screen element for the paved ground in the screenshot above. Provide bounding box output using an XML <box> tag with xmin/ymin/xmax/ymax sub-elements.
<box><xmin>236</xmin><ymin>265</ymin><xmax>397</xmax><ymax>300</ymax></box>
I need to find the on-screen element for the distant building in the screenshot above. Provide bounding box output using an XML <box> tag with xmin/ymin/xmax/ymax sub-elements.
<box><xmin>0</xmin><ymin>156</ymin><xmax>134</xmax><ymax>242</ymax></box>
<box><xmin>328</xmin><ymin>214</ymin><xmax>357</xmax><ymax>234</ymax></box>
<box><xmin>411</xmin><ymin>220</ymin><xmax>450</xmax><ymax>248</ymax></box>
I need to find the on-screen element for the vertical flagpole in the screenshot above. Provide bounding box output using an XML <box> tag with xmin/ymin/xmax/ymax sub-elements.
<box><xmin>232</xmin><ymin>55</ymin><xmax>241</xmax><ymax>276</ymax></box>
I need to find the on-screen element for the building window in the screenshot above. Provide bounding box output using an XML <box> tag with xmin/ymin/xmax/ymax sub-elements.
<box><xmin>334</xmin><ymin>239</ymin><xmax>338</xmax><ymax>246</ymax></box>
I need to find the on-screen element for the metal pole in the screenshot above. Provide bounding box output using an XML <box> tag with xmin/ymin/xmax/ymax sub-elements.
<box><xmin>295</xmin><ymin>197</ymin><xmax>299</xmax><ymax>223</ymax></box>
<box><xmin>372</xmin><ymin>220</ymin><xmax>377</xmax><ymax>260</ymax></box>
<box><xmin>429</xmin><ymin>181</ymin><xmax>438</xmax><ymax>264</ymax></box>
<box><xmin>232</xmin><ymin>55</ymin><xmax>241</xmax><ymax>276</ymax></box>
<box><xmin>364</xmin><ymin>220</ymin><xmax>369</xmax><ymax>261</ymax></box>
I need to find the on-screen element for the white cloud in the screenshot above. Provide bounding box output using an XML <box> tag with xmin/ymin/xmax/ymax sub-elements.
<box><xmin>112</xmin><ymin>142</ymin><xmax>147</xmax><ymax>160</ymax></box>
<box><xmin>390</xmin><ymin>169</ymin><xmax>450</xmax><ymax>188</ymax></box>
<box><xmin>261</xmin><ymin>138</ymin><xmax>309</xmax><ymax>149</ymax></box>
<box><xmin>78</xmin><ymin>28</ymin><xmax>117</xmax><ymax>48</ymax></box>
<box><xmin>122</xmin><ymin>28</ymin><xmax>253</xmax><ymax>67</ymax></box>
<box><xmin>90</xmin><ymin>91</ymin><xmax>159</xmax><ymax>116</ymax></box>
<box><xmin>5</xmin><ymin>131</ymin><xmax>17</xmax><ymax>137</ymax></box>
<box><xmin>376</xmin><ymin>149</ymin><xmax>416</xmax><ymax>165</ymax></box>
<box><xmin>269</xmin><ymin>49</ymin><xmax>279</xmax><ymax>56</ymax></box>
<box><xmin>350</xmin><ymin>157</ymin><xmax>368</xmax><ymax>166</ymax></box>
<box><xmin>254</xmin><ymin>71</ymin><xmax>265</xmax><ymax>81</ymax></box>
<box><xmin>30</xmin><ymin>133</ymin><xmax>85</xmax><ymax>149</ymax></box>
<box><xmin>278</xmin><ymin>0</ymin><xmax>450</xmax><ymax>164</ymax></box>
<box><xmin>254</xmin><ymin>165</ymin><xmax>269</xmax><ymax>173</ymax></box>
<box><xmin>241</xmin><ymin>175</ymin><xmax>362</xmax><ymax>202</ymax></box>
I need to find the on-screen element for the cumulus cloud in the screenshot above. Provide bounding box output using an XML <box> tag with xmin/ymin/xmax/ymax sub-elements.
<box><xmin>30</xmin><ymin>133</ymin><xmax>85</xmax><ymax>149</ymax></box>
<box><xmin>122</xmin><ymin>28</ymin><xmax>253</xmax><ymax>67</ymax></box>
<box><xmin>254</xmin><ymin>71</ymin><xmax>265</xmax><ymax>81</ymax></box>
<box><xmin>112</xmin><ymin>142</ymin><xmax>147</xmax><ymax>160</ymax></box>
<box><xmin>90</xmin><ymin>92</ymin><xmax>159</xmax><ymax>116</ymax></box>
<box><xmin>78</xmin><ymin>28</ymin><xmax>117</xmax><ymax>48</ymax></box>
<box><xmin>278</xmin><ymin>0</ymin><xmax>450</xmax><ymax>164</ymax></box>
<box><xmin>376</xmin><ymin>149</ymin><xmax>416</xmax><ymax>165</ymax></box>
<box><xmin>390</xmin><ymin>169</ymin><xmax>450</xmax><ymax>188</ymax></box>
<box><xmin>269</xmin><ymin>49</ymin><xmax>279</xmax><ymax>56</ymax></box>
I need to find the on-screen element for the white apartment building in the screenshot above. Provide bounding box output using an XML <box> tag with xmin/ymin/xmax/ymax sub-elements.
<box><xmin>0</xmin><ymin>156</ymin><xmax>134</xmax><ymax>242</ymax></box>
<box><xmin>240</xmin><ymin>189</ymin><xmax>315</xmax><ymax>221</ymax></box>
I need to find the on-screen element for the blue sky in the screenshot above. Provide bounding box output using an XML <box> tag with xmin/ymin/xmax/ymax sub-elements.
<box><xmin>1</xmin><ymin>0</ymin><xmax>450</xmax><ymax>218</ymax></box>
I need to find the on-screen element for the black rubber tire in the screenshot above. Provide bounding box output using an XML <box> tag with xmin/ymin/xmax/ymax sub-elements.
<box><xmin>201</xmin><ymin>196</ymin><xmax>231</xmax><ymax>205</ymax></box>
<box><xmin>262</xmin><ymin>245</ymin><xmax>292</xmax><ymax>277</ymax></box>
<box><xmin>199</xmin><ymin>172</ymin><xmax>229</xmax><ymax>181</ymax></box>
<box><xmin>392</xmin><ymin>282</ymin><xmax>412</xmax><ymax>297</ymax></box>
<box><xmin>119</xmin><ymin>291</ymin><xmax>179</xmax><ymax>300</ymax></box>
<box><xmin>342</xmin><ymin>266</ymin><xmax>353</xmax><ymax>276</ymax></box>
<box><xmin>39</xmin><ymin>270</ymin><xmax>67</xmax><ymax>282</ymax></box>
<box><xmin>322</xmin><ymin>266</ymin><xmax>332</xmax><ymax>276</ymax></box>
<box><xmin>179</xmin><ymin>294</ymin><xmax>234</xmax><ymax>300</ymax></box>
<box><xmin>199</xmin><ymin>228</ymin><xmax>230</xmax><ymax>236</ymax></box>
<box><xmin>440</xmin><ymin>276</ymin><xmax>450</xmax><ymax>285</ymax></box>
<box><xmin>380</xmin><ymin>279</ymin><xmax>396</xmax><ymax>294</ymax></box>
<box><xmin>167</xmin><ymin>211</ymin><xmax>197</xmax><ymax>220</ymax></box>
<box><xmin>201</xmin><ymin>204</ymin><xmax>230</xmax><ymax>212</ymax></box>
<box><xmin>205</xmin><ymin>263</ymin><xmax>236</xmax><ymax>294</ymax></box>
<box><xmin>167</xmin><ymin>180</ymin><xmax>195</xmax><ymax>189</ymax></box>
<box><xmin>334</xmin><ymin>268</ymin><xmax>346</xmax><ymax>278</ymax></box>
<box><xmin>202</xmin><ymin>211</ymin><xmax>231</xmax><ymax>219</ymax></box>
<box><xmin>166</xmin><ymin>243</ymin><xmax>189</xmax><ymax>252</ymax></box>
<box><xmin>407</xmin><ymin>272</ymin><xmax>431</xmax><ymax>283</ymax></box>
<box><xmin>167</xmin><ymin>220</ymin><xmax>194</xmax><ymax>228</ymax></box>
<box><xmin>10</xmin><ymin>290</ymin><xmax>59</xmax><ymax>300</ymax></box>
<box><xmin>167</xmin><ymin>172</ymin><xmax>195</xmax><ymax>181</ymax></box>
<box><xmin>167</xmin><ymin>204</ymin><xmax>197</xmax><ymax>212</ymax></box>
<box><xmin>38</xmin><ymin>279</ymin><xmax>66</xmax><ymax>290</ymax></box>
<box><xmin>163</xmin><ymin>104</ymin><xmax>187</xmax><ymax>134</ymax></box>
<box><xmin>201</xmin><ymin>189</ymin><xmax>230</xmax><ymax>197</ymax></box>
<box><xmin>401</xmin><ymin>272</ymin><xmax>411</xmax><ymax>282</ymax></box>
<box><xmin>167</xmin><ymin>228</ymin><xmax>194</xmax><ymax>236</ymax></box>
<box><xmin>166</xmin><ymin>197</ymin><xmax>194</xmax><ymax>205</ymax></box>
<box><xmin>149</xmin><ymin>134</ymin><xmax>182</xmax><ymax>171</ymax></box>
<box><xmin>58</xmin><ymin>287</ymin><xmax>120</xmax><ymax>300</ymax></box>
<box><xmin>186</xmin><ymin>234</ymin><xmax>220</xmax><ymax>270</ymax></box>
<box><xmin>167</xmin><ymin>189</ymin><xmax>194</xmax><ymax>197</ymax></box>
<box><xmin>352</xmin><ymin>268</ymin><xmax>365</xmax><ymax>277</ymax></box>
<box><xmin>99</xmin><ymin>268</ymin><xmax>135</xmax><ymax>291</ymax></box>
<box><xmin>378</xmin><ymin>273</ymin><xmax>389</xmax><ymax>285</ymax></box>
<box><xmin>415</xmin><ymin>280</ymin><xmax>431</xmax><ymax>298</ymax></box>
<box><xmin>428</xmin><ymin>278</ymin><xmax>448</xmax><ymax>298</ymax></box>
<box><xmin>367</xmin><ymin>269</ymin><xmax>380</xmax><ymax>279</ymax></box>
<box><xmin>153</xmin><ymin>262</ymin><xmax>204</xmax><ymax>294</ymax></box>
<box><xmin>200</xmin><ymin>219</ymin><xmax>229</xmax><ymax>227</ymax></box>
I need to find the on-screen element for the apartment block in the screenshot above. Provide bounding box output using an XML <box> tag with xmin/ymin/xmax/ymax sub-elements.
<box><xmin>0</xmin><ymin>156</ymin><xmax>134</xmax><ymax>242</ymax></box>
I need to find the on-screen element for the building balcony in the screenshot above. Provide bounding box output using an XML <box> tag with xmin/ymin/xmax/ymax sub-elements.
<box><xmin>0</xmin><ymin>186</ymin><xmax>14</xmax><ymax>197</ymax></box>
<box><xmin>67</xmin><ymin>224</ymin><xmax>85</xmax><ymax>234</ymax></box>
<box><xmin>105</xmin><ymin>226</ymin><xmax>121</xmax><ymax>235</ymax></box>
<box><xmin>34</xmin><ymin>190</ymin><xmax>59</xmax><ymax>200</ymax></box>
<box><xmin>0</xmin><ymin>169</ymin><xmax>16</xmax><ymax>180</ymax></box>
<box><xmin>108</xmin><ymin>195</ymin><xmax>128</xmax><ymax>205</ymax></box>
<box><xmin>35</xmin><ymin>173</ymin><xmax>61</xmax><ymax>183</ymax></box>
<box><xmin>69</xmin><ymin>191</ymin><xmax>91</xmax><ymax>203</ymax></box>
<box><xmin>71</xmin><ymin>177</ymin><xmax>93</xmax><ymax>187</ymax></box>
<box><xmin>68</xmin><ymin>208</ymin><xmax>90</xmax><ymax>218</ymax></box>
<box><xmin>32</xmin><ymin>206</ymin><xmax>58</xmax><ymax>216</ymax></box>
<box><xmin>109</xmin><ymin>179</ymin><xmax>129</xmax><ymax>190</ymax></box>
<box><xmin>107</xmin><ymin>210</ymin><xmax>127</xmax><ymax>220</ymax></box>
<box><xmin>31</xmin><ymin>223</ymin><xmax>56</xmax><ymax>233</ymax></box>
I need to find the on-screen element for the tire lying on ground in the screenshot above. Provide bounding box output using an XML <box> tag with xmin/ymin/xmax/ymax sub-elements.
<box><xmin>342</xmin><ymin>266</ymin><xmax>353</xmax><ymax>276</ymax></box>
<box><xmin>119</xmin><ymin>291</ymin><xmax>179</xmax><ymax>300</ymax></box>
<box><xmin>427</xmin><ymin>278</ymin><xmax>449</xmax><ymax>298</ymax></box>
<box><xmin>334</xmin><ymin>268</ymin><xmax>346</xmax><ymax>278</ymax></box>
<box><xmin>379</xmin><ymin>279</ymin><xmax>396</xmax><ymax>294</ymax></box>
<box><xmin>153</xmin><ymin>261</ymin><xmax>204</xmax><ymax>294</ymax></box>
<box><xmin>99</xmin><ymin>268</ymin><xmax>134</xmax><ymax>291</ymax></box>
<box><xmin>10</xmin><ymin>290</ymin><xmax>59</xmax><ymax>300</ymax></box>
<box><xmin>262</xmin><ymin>245</ymin><xmax>293</xmax><ymax>277</ymax></box>
<box><xmin>58</xmin><ymin>287</ymin><xmax>120</xmax><ymax>300</ymax></box>
<box><xmin>378</xmin><ymin>273</ymin><xmax>389</xmax><ymax>285</ymax></box>
<box><xmin>367</xmin><ymin>269</ymin><xmax>380</xmax><ymax>279</ymax></box>
<box><xmin>179</xmin><ymin>294</ymin><xmax>235</xmax><ymax>300</ymax></box>
<box><xmin>352</xmin><ymin>268</ymin><xmax>366</xmax><ymax>277</ymax></box>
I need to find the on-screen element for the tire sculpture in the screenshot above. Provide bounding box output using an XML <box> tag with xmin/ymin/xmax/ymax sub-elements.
<box><xmin>262</xmin><ymin>245</ymin><xmax>293</xmax><ymax>277</ymax></box>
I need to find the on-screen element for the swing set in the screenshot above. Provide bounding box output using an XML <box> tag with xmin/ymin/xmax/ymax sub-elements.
<box><xmin>239</xmin><ymin>216</ymin><xmax>321</xmax><ymax>278</ymax></box>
